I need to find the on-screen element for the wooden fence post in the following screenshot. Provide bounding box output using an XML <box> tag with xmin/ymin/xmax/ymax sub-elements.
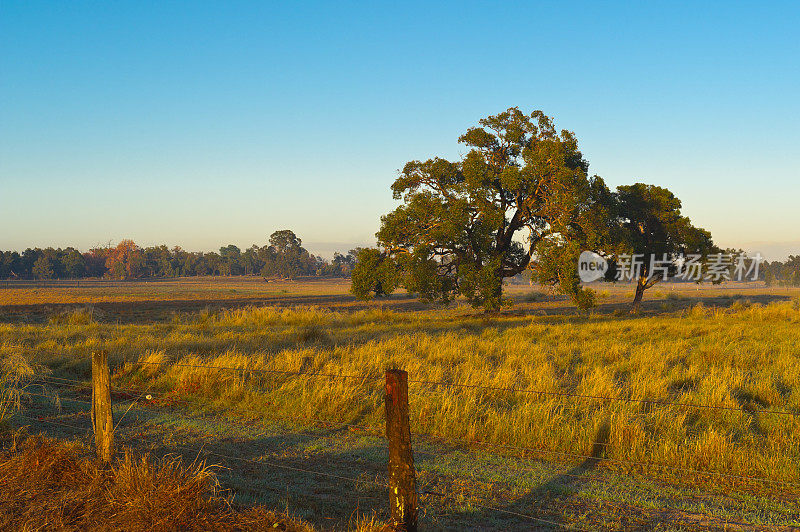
<box><xmin>91</xmin><ymin>350</ymin><xmax>114</xmax><ymax>464</ymax></box>
<box><xmin>385</xmin><ymin>369</ymin><xmax>418</xmax><ymax>531</ymax></box>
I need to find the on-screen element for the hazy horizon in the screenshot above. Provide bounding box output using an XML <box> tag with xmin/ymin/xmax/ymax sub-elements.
<box><xmin>1</xmin><ymin>236</ymin><xmax>798</xmax><ymax>264</ymax></box>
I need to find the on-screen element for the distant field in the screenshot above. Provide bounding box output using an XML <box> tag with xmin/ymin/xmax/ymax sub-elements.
<box><xmin>1</xmin><ymin>275</ymin><xmax>797</xmax><ymax>320</ymax></box>
<box><xmin>3</xmin><ymin>277</ymin><xmax>800</xmax><ymax>530</ymax></box>
<box><xmin>0</xmin><ymin>277</ymin><xmax>354</xmax><ymax>307</ymax></box>
<box><xmin>0</xmin><ymin>277</ymin><xmax>421</xmax><ymax>323</ymax></box>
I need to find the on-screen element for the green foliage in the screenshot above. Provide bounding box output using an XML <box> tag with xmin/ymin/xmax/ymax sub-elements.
<box><xmin>260</xmin><ymin>230</ymin><xmax>321</xmax><ymax>279</ymax></box>
<box><xmin>218</xmin><ymin>244</ymin><xmax>242</xmax><ymax>276</ymax></box>
<box><xmin>612</xmin><ymin>183</ymin><xmax>714</xmax><ymax>306</ymax></box>
<box><xmin>371</xmin><ymin>107</ymin><xmax>612</xmax><ymax>311</ymax></box>
<box><xmin>32</xmin><ymin>255</ymin><xmax>55</xmax><ymax>280</ymax></box>
<box><xmin>615</xmin><ymin>184</ymin><xmax>713</xmax><ymax>260</ymax></box>
<box><xmin>61</xmin><ymin>249</ymin><xmax>86</xmax><ymax>278</ymax></box>
<box><xmin>350</xmin><ymin>248</ymin><xmax>400</xmax><ymax>299</ymax></box>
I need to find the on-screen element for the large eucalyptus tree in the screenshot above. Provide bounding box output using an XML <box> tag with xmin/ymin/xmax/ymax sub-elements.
<box><xmin>353</xmin><ymin>108</ymin><xmax>614</xmax><ymax>311</ymax></box>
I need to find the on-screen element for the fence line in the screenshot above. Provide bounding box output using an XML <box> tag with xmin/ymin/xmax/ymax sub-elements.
<box><xmin>126</xmin><ymin>359</ymin><xmax>799</xmax><ymax>417</ymax></box>
<box><xmin>12</xmin><ymin>408</ymin><xmax>613</xmax><ymax>530</ymax></box>
<box><xmin>16</xmin><ymin>399</ymin><xmax>594</xmax><ymax>526</ymax></box>
<box><xmin>131</xmin><ymin>360</ymin><xmax>382</xmax><ymax>382</ymax></box>
<box><xmin>28</xmin><ymin>377</ymin><xmax>800</xmax><ymax>488</ymax></box>
<box><xmin>17</xmin><ymin>355</ymin><xmax>800</xmax><ymax>530</ymax></box>
<box><xmin>28</xmin><ymin>382</ymin><xmax>800</xmax><ymax>496</ymax></box>
<box><xmin>27</xmin><ymin>382</ymin><xmax>387</xmax><ymax>436</ymax></box>
<box><xmin>408</xmin><ymin>378</ymin><xmax>800</xmax><ymax>416</ymax></box>
<box><xmin>16</xmin><ymin>414</ymin><xmax>92</xmax><ymax>433</ymax></box>
<box><xmin>412</xmin><ymin>430</ymin><xmax>800</xmax><ymax>488</ymax></box>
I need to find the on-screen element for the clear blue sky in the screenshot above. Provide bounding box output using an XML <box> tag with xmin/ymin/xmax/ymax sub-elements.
<box><xmin>1</xmin><ymin>1</ymin><xmax>798</xmax><ymax>259</ymax></box>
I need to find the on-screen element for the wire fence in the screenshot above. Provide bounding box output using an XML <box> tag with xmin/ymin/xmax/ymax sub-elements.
<box><xmin>13</xmin><ymin>356</ymin><xmax>800</xmax><ymax>531</ymax></box>
<box><xmin>127</xmin><ymin>359</ymin><xmax>800</xmax><ymax>417</ymax></box>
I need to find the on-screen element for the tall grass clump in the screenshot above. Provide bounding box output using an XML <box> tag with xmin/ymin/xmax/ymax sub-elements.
<box><xmin>0</xmin><ymin>433</ymin><xmax>314</xmax><ymax>531</ymax></box>
<box><xmin>47</xmin><ymin>307</ymin><xmax>97</xmax><ymax>326</ymax></box>
<box><xmin>1</xmin><ymin>345</ymin><xmax>58</xmax><ymax>428</ymax></box>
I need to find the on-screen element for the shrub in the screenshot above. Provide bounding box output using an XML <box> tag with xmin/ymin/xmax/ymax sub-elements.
<box><xmin>524</xmin><ymin>290</ymin><xmax>548</xmax><ymax>302</ymax></box>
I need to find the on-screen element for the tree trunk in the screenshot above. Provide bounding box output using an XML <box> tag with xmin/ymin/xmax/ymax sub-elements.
<box><xmin>632</xmin><ymin>275</ymin><xmax>647</xmax><ymax>312</ymax></box>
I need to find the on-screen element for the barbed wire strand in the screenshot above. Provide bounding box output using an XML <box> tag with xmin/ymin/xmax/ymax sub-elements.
<box><xmin>414</xmin><ymin>431</ymin><xmax>800</xmax><ymax>488</ymax></box>
<box><xmin>33</xmin><ymin>379</ymin><xmax>386</xmax><ymax>434</ymax></box>
<box><xmin>33</xmin><ymin>376</ymin><xmax>180</xmax><ymax>400</ymax></box>
<box><xmin>408</xmin><ymin>379</ymin><xmax>800</xmax><ymax>417</ymax></box>
<box><xmin>15</xmin><ymin>414</ymin><xmax>92</xmax><ymax>434</ymax></box>
<box><xmin>120</xmin><ymin>361</ymin><xmax>799</xmax><ymax>417</ymax></box>
<box><xmin>166</xmin><ymin>441</ymin><xmax>390</xmax><ymax>488</ymax></box>
<box><xmin>131</xmin><ymin>360</ymin><xmax>382</xmax><ymax>382</ymax></box>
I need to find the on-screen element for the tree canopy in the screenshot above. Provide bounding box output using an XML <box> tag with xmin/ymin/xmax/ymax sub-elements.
<box><xmin>354</xmin><ymin>107</ymin><xmax>614</xmax><ymax>311</ymax></box>
<box><xmin>611</xmin><ymin>183</ymin><xmax>715</xmax><ymax>308</ymax></box>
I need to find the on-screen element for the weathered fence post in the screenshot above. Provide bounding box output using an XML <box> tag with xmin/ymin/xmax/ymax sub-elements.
<box><xmin>91</xmin><ymin>350</ymin><xmax>114</xmax><ymax>464</ymax></box>
<box><xmin>385</xmin><ymin>369</ymin><xmax>418</xmax><ymax>531</ymax></box>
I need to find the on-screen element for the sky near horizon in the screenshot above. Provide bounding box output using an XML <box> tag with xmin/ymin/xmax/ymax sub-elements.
<box><xmin>1</xmin><ymin>2</ymin><xmax>798</xmax><ymax>260</ymax></box>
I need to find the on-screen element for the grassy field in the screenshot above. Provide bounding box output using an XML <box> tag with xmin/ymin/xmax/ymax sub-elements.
<box><xmin>2</xmin><ymin>277</ymin><xmax>800</xmax><ymax>530</ymax></box>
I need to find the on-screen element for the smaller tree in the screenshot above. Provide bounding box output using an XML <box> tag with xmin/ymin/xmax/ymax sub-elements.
<box><xmin>613</xmin><ymin>184</ymin><xmax>714</xmax><ymax>310</ymax></box>
<box><xmin>262</xmin><ymin>230</ymin><xmax>313</xmax><ymax>279</ymax></box>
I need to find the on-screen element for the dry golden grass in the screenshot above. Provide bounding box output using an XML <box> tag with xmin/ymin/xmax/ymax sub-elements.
<box><xmin>4</xmin><ymin>278</ymin><xmax>800</xmax><ymax>511</ymax></box>
<box><xmin>0</xmin><ymin>432</ymin><xmax>317</xmax><ymax>532</ymax></box>
<box><xmin>103</xmin><ymin>299</ymin><xmax>800</xmax><ymax>492</ymax></box>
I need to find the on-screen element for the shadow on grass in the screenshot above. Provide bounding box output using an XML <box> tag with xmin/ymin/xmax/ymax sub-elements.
<box><xmin>14</xmin><ymin>396</ymin><xmax>794</xmax><ymax>532</ymax></box>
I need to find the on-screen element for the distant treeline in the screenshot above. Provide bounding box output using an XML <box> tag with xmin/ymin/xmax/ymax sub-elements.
<box><xmin>0</xmin><ymin>230</ymin><xmax>357</xmax><ymax>280</ymax></box>
<box><xmin>764</xmin><ymin>255</ymin><xmax>800</xmax><ymax>287</ymax></box>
